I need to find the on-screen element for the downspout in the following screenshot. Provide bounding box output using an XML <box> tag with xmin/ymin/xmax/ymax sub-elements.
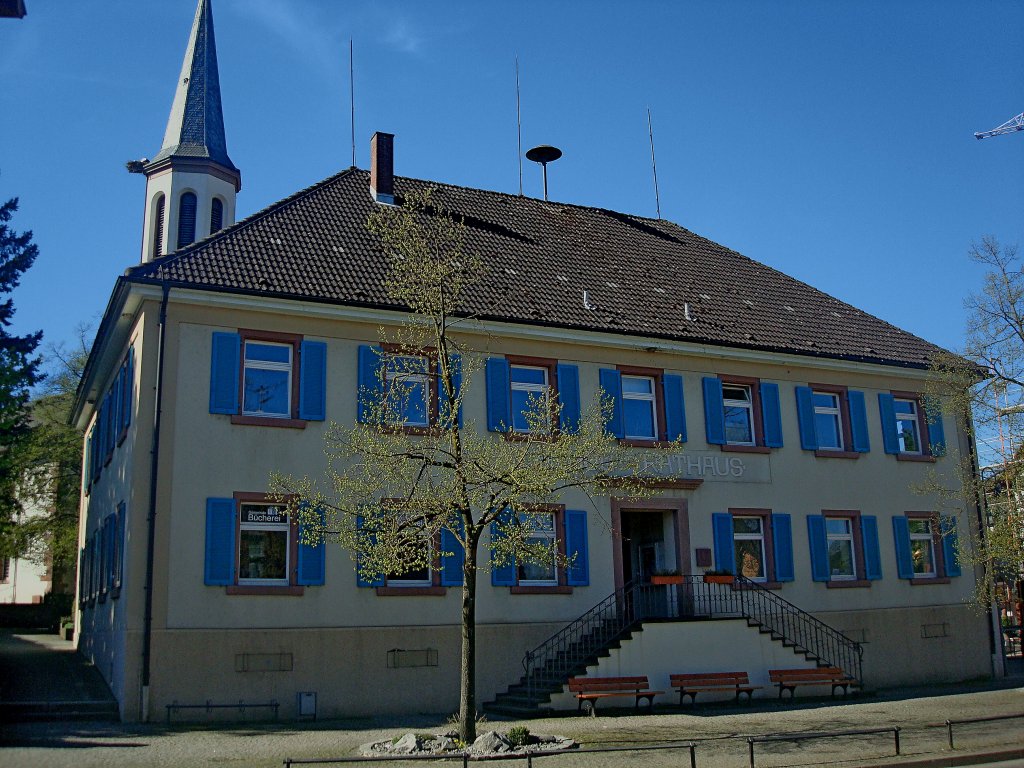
<box><xmin>141</xmin><ymin>283</ymin><xmax>170</xmax><ymax>721</ymax></box>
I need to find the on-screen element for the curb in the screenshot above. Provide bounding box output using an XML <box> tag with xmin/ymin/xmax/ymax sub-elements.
<box><xmin>861</xmin><ymin>747</ymin><xmax>1024</xmax><ymax>768</ymax></box>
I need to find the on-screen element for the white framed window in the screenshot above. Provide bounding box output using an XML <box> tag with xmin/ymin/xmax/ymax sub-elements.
<box><xmin>385</xmin><ymin>517</ymin><xmax>434</xmax><ymax>587</ymax></box>
<box><xmin>723</xmin><ymin>384</ymin><xmax>755</xmax><ymax>446</ymax></box>
<box><xmin>243</xmin><ymin>341</ymin><xmax>292</xmax><ymax>418</ymax></box>
<box><xmin>894</xmin><ymin>398</ymin><xmax>922</xmax><ymax>454</ymax></box>
<box><xmin>238</xmin><ymin>503</ymin><xmax>290</xmax><ymax>585</ymax></box>
<box><xmin>510</xmin><ymin>365</ymin><xmax>550</xmax><ymax>433</ymax></box>
<box><xmin>385</xmin><ymin>355</ymin><xmax>431</xmax><ymax>427</ymax></box>
<box><xmin>732</xmin><ymin>516</ymin><xmax>766</xmax><ymax>580</ymax></box>
<box><xmin>826</xmin><ymin>517</ymin><xmax>856</xmax><ymax>579</ymax></box>
<box><xmin>813</xmin><ymin>391</ymin><xmax>844</xmax><ymax>451</ymax></box>
<box><xmin>908</xmin><ymin>518</ymin><xmax>936</xmax><ymax>577</ymax></box>
<box><xmin>516</xmin><ymin>511</ymin><xmax>557</xmax><ymax>585</ymax></box>
<box><xmin>622</xmin><ymin>375</ymin><xmax>658</xmax><ymax>440</ymax></box>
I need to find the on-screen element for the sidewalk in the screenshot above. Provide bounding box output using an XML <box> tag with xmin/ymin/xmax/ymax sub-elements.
<box><xmin>1</xmin><ymin>676</ymin><xmax>1022</xmax><ymax>768</ymax></box>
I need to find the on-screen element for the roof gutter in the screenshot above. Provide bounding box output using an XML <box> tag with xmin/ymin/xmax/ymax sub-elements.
<box><xmin>140</xmin><ymin>281</ymin><xmax>169</xmax><ymax>721</ymax></box>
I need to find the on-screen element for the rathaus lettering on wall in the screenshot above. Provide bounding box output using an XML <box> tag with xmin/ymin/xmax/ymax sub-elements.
<box><xmin>639</xmin><ymin>452</ymin><xmax>770</xmax><ymax>483</ymax></box>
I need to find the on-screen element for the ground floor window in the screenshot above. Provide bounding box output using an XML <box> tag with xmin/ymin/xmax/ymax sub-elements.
<box><xmin>238</xmin><ymin>503</ymin><xmax>290</xmax><ymax>585</ymax></box>
<box><xmin>711</xmin><ymin>509</ymin><xmax>794</xmax><ymax>585</ymax></box>
<box><xmin>892</xmin><ymin>513</ymin><xmax>960</xmax><ymax>583</ymax></box>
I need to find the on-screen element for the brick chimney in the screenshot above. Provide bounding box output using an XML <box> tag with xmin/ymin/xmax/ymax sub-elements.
<box><xmin>370</xmin><ymin>132</ymin><xmax>395</xmax><ymax>204</ymax></box>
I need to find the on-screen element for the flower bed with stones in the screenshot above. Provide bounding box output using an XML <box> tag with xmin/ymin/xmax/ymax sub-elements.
<box><xmin>361</xmin><ymin>730</ymin><xmax>576</xmax><ymax>758</ymax></box>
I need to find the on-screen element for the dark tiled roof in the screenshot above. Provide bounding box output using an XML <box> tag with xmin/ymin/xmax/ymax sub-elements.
<box><xmin>128</xmin><ymin>169</ymin><xmax>947</xmax><ymax>369</ymax></box>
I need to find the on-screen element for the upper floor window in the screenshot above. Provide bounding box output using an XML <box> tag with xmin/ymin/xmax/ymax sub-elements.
<box><xmin>385</xmin><ymin>355</ymin><xmax>431</xmax><ymax>428</ymax></box>
<box><xmin>243</xmin><ymin>341</ymin><xmax>293</xmax><ymax>418</ymax></box>
<box><xmin>358</xmin><ymin>346</ymin><xmax>461</xmax><ymax>431</ymax></box>
<box><xmin>621</xmin><ymin>375</ymin><xmax>657</xmax><ymax>440</ymax></box>
<box><xmin>703</xmin><ymin>376</ymin><xmax>783</xmax><ymax>451</ymax></box>
<box><xmin>879</xmin><ymin>392</ymin><xmax>945</xmax><ymax>460</ymax></box>
<box><xmin>486</xmin><ymin>357</ymin><xmax>579</xmax><ymax>435</ymax></box>
<box><xmin>210</xmin><ymin>331</ymin><xmax>327</xmax><ymax>426</ymax></box>
<box><xmin>210</xmin><ymin>197</ymin><xmax>224</xmax><ymax>234</ymax></box>
<box><xmin>712</xmin><ymin>509</ymin><xmax>794</xmax><ymax>585</ymax></box>
<box><xmin>177</xmin><ymin>192</ymin><xmax>197</xmax><ymax>248</ymax></box>
<box><xmin>795</xmin><ymin>385</ymin><xmax>870</xmax><ymax>456</ymax></box>
<box><xmin>599</xmin><ymin>366</ymin><xmax>685</xmax><ymax>445</ymax></box>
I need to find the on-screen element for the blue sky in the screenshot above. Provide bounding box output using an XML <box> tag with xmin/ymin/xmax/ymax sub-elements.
<box><xmin>1</xmin><ymin>1</ymin><xmax>1022</xmax><ymax>362</ymax></box>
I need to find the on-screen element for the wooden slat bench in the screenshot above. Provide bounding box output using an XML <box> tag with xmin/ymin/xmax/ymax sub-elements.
<box><xmin>567</xmin><ymin>676</ymin><xmax>664</xmax><ymax>716</ymax></box>
<box><xmin>670</xmin><ymin>671</ymin><xmax>761</xmax><ymax>705</ymax></box>
<box><xmin>768</xmin><ymin>667</ymin><xmax>859</xmax><ymax>699</ymax></box>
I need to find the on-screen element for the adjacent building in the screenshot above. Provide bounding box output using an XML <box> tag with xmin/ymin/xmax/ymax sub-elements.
<box><xmin>73</xmin><ymin>0</ymin><xmax>994</xmax><ymax>722</ymax></box>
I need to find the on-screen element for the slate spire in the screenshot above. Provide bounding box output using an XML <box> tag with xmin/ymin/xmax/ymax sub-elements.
<box><xmin>151</xmin><ymin>0</ymin><xmax>237</xmax><ymax>172</ymax></box>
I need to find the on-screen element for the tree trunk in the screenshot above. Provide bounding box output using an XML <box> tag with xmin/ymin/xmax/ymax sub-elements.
<box><xmin>459</xmin><ymin>551</ymin><xmax>477</xmax><ymax>743</ymax></box>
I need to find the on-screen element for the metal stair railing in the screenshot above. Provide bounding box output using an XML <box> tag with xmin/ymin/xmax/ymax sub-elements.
<box><xmin>729</xmin><ymin>574</ymin><xmax>863</xmax><ymax>683</ymax></box>
<box><xmin>518</xmin><ymin>575</ymin><xmax>863</xmax><ymax>706</ymax></box>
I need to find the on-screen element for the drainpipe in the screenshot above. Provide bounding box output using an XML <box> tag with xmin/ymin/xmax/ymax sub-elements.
<box><xmin>141</xmin><ymin>283</ymin><xmax>170</xmax><ymax>721</ymax></box>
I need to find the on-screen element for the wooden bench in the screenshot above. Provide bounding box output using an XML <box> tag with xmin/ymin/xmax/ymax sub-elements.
<box><xmin>567</xmin><ymin>676</ymin><xmax>664</xmax><ymax>716</ymax></box>
<box><xmin>768</xmin><ymin>667</ymin><xmax>859</xmax><ymax>699</ymax></box>
<box><xmin>670</xmin><ymin>671</ymin><xmax>761</xmax><ymax>705</ymax></box>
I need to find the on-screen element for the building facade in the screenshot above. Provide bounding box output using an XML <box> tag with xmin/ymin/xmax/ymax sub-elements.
<box><xmin>72</xmin><ymin>0</ymin><xmax>993</xmax><ymax>722</ymax></box>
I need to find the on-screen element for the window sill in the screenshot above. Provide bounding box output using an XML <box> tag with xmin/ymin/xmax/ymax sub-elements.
<box><xmin>230</xmin><ymin>415</ymin><xmax>307</xmax><ymax>429</ymax></box>
<box><xmin>826</xmin><ymin>579</ymin><xmax>871</xmax><ymax>589</ymax></box>
<box><xmin>814</xmin><ymin>450</ymin><xmax>860</xmax><ymax>460</ymax></box>
<box><xmin>118</xmin><ymin>428</ymin><xmax>128</xmax><ymax>447</ymax></box>
<box><xmin>503</xmin><ymin>431</ymin><xmax>557</xmax><ymax>443</ymax></box>
<box><xmin>110</xmin><ymin>587</ymin><xmax>121</xmax><ymax>600</ymax></box>
<box><xmin>909</xmin><ymin>577</ymin><xmax>951</xmax><ymax>586</ymax></box>
<box><xmin>376</xmin><ymin>586</ymin><xmax>447</xmax><ymax>596</ymax></box>
<box><xmin>104</xmin><ymin>452</ymin><xmax>113</xmax><ymax>467</ymax></box>
<box><xmin>896</xmin><ymin>453</ymin><xmax>936</xmax><ymax>463</ymax></box>
<box><xmin>720</xmin><ymin>445</ymin><xmax>772</xmax><ymax>454</ymax></box>
<box><xmin>225</xmin><ymin>585</ymin><xmax>305</xmax><ymax>596</ymax></box>
<box><xmin>510</xmin><ymin>585</ymin><xmax>573</xmax><ymax>595</ymax></box>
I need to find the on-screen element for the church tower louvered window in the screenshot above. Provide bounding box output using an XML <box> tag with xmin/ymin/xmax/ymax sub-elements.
<box><xmin>210</xmin><ymin>197</ymin><xmax>223</xmax><ymax>234</ymax></box>
<box><xmin>177</xmin><ymin>192</ymin><xmax>197</xmax><ymax>248</ymax></box>
<box><xmin>152</xmin><ymin>194</ymin><xmax>166</xmax><ymax>257</ymax></box>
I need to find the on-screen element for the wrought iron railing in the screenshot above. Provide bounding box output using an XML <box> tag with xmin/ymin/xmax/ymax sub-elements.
<box><xmin>520</xmin><ymin>575</ymin><xmax>863</xmax><ymax>703</ymax></box>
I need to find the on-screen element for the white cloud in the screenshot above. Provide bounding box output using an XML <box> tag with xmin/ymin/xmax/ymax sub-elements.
<box><xmin>382</xmin><ymin>17</ymin><xmax>422</xmax><ymax>55</ymax></box>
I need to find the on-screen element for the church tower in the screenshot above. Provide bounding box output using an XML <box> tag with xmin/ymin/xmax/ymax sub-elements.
<box><xmin>140</xmin><ymin>0</ymin><xmax>240</xmax><ymax>263</ymax></box>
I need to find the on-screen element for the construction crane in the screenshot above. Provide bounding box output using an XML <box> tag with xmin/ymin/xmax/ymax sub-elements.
<box><xmin>975</xmin><ymin>112</ymin><xmax>1024</xmax><ymax>139</ymax></box>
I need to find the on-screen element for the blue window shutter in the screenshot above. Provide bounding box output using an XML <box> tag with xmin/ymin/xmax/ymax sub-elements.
<box><xmin>703</xmin><ymin>377</ymin><xmax>726</xmax><ymax>445</ymax></box>
<box><xmin>441</xmin><ymin>517</ymin><xmax>466</xmax><ymax>586</ymax></box>
<box><xmin>711</xmin><ymin>512</ymin><xmax>736</xmax><ymax>573</ymax></box>
<box><xmin>794</xmin><ymin>386</ymin><xmax>817</xmax><ymax>450</ymax></box>
<box><xmin>848</xmin><ymin>390</ymin><xmax>870</xmax><ymax>453</ymax></box>
<box><xmin>439</xmin><ymin>353</ymin><xmax>463</xmax><ymax>429</ymax></box>
<box><xmin>564</xmin><ymin>509</ymin><xmax>590</xmax><ymax>586</ymax></box>
<box><xmin>111</xmin><ymin>372</ymin><xmax>122</xmax><ymax>442</ymax></box>
<box><xmin>123</xmin><ymin>346</ymin><xmax>134</xmax><ymax>430</ymax></box>
<box><xmin>772</xmin><ymin>513</ymin><xmax>794</xmax><ymax>582</ymax></box>
<box><xmin>806</xmin><ymin>515</ymin><xmax>829</xmax><ymax>582</ymax></box>
<box><xmin>928</xmin><ymin>409</ymin><xmax>947</xmax><ymax>457</ymax></box>
<box><xmin>355</xmin><ymin>514</ymin><xmax>384</xmax><ymax>587</ymax></box>
<box><xmin>557</xmin><ymin>364</ymin><xmax>581</xmax><ymax>434</ymax></box>
<box><xmin>878</xmin><ymin>393</ymin><xmax>900</xmax><ymax>454</ymax></box>
<box><xmin>485</xmin><ymin>357</ymin><xmax>511</xmax><ymax>432</ymax></box>
<box><xmin>204</xmin><ymin>498</ymin><xmax>236</xmax><ymax>586</ymax></box>
<box><xmin>297</xmin><ymin>506</ymin><xmax>326</xmax><ymax>586</ymax></box>
<box><xmin>861</xmin><ymin>515</ymin><xmax>882</xmax><ymax>580</ymax></box>
<box><xmin>941</xmin><ymin>516</ymin><xmax>961</xmax><ymax>577</ymax></box>
<box><xmin>298</xmin><ymin>340</ymin><xmax>327</xmax><ymax>421</ymax></box>
<box><xmin>892</xmin><ymin>516</ymin><xmax>914</xmax><ymax>579</ymax></box>
<box><xmin>209</xmin><ymin>332</ymin><xmax>241</xmax><ymax>415</ymax></box>
<box><xmin>598</xmin><ymin>369</ymin><xmax>624</xmax><ymax>439</ymax></box>
<box><xmin>357</xmin><ymin>345</ymin><xmax>383</xmax><ymax>424</ymax></box>
<box><xmin>490</xmin><ymin>509</ymin><xmax>516</xmax><ymax>586</ymax></box>
<box><xmin>663</xmin><ymin>374</ymin><xmax>687</xmax><ymax>442</ymax></box>
<box><xmin>760</xmin><ymin>382</ymin><xmax>783</xmax><ymax>448</ymax></box>
<box><xmin>115</xmin><ymin>501</ymin><xmax>125</xmax><ymax>589</ymax></box>
<box><xmin>84</xmin><ymin>429</ymin><xmax>93</xmax><ymax>493</ymax></box>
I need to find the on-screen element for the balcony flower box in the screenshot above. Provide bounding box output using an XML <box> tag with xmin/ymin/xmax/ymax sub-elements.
<box><xmin>703</xmin><ymin>573</ymin><xmax>735</xmax><ymax>585</ymax></box>
<box><xmin>650</xmin><ymin>574</ymin><xmax>685</xmax><ymax>585</ymax></box>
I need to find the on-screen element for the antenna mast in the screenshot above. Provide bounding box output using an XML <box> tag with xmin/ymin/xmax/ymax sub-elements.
<box><xmin>349</xmin><ymin>39</ymin><xmax>356</xmax><ymax>167</ymax></box>
<box><xmin>516</xmin><ymin>56</ymin><xmax>524</xmax><ymax>196</ymax></box>
<box><xmin>647</xmin><ymin>108</ymin><xmax>662</xmax><ymax>219</ymax></box>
